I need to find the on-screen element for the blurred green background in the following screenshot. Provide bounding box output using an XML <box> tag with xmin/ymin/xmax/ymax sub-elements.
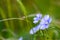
<box><xmin>0</xmin><ymin>0</ymin><xmax>60</xmax><ymax>40</ymax></box>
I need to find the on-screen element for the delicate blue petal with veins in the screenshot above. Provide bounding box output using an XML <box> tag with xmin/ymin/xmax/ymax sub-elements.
<box><xmin>40</xmin><ymin>15</ymin><xmax>52</xmax><ymax>24</ymax></box>
<box><xmin>43</xmin><ymin>15</ymin><xmax>49</xmax><ymax>21</ymax></box>
<box><xmin>47</xmin><ymin>17</ymin><xmax>52</xmax><ymax>23</ymax></box>
<box><xmin>33</xmin><ymin>21</ymin><xmax>38</xmax><ymax>24</ymax></box>
<box><xmin>36</xmin><ymin>14</ymin><xmax>42</xmax><ymax>18</ymax></box>
<box><xmin>40</xmin><ymin>24</ymin><xmax>49</xmax><ymax>30</ymax></box>
<box><xmin>33</xmin><ymin>13</ymin><xmax>42</xmax><ymax>24</ymax></box>
<box><xmin>39</xmin><ymin>15</ymin><xmax>52</xmax><ymax>30</ymax></box>
<box><xmin>30</xmin><ymin>24</ymin><xmax>40</xmax><ymax>34</ymax></box>
<box><xmin>34</xmin><ymin>17</ymin><xmax>39</xmax><ymax>21</ymax></box>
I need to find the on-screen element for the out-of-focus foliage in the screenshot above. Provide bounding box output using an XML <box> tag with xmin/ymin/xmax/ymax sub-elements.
<box><xmin>0</xmin><ymin>0</ymin><xmax>60</xmax><ymax>40</ymax></box>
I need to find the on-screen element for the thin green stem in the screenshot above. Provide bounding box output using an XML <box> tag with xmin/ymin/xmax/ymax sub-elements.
<box><xmin>17</xmin><ymin>0</ymin><xmax>33</xmax><ymax>30</ymax></box>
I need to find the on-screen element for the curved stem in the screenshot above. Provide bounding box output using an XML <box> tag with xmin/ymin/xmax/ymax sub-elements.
<box><xmin>0</xmin><ymin>14</ymin><xmax>36</xmax><ymax>22</ymax></box>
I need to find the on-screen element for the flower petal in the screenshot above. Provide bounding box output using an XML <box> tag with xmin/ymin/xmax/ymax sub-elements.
<box><xmin>33</xmin><ymin>13</ymin><xmax>42</xmax><ymax>24</ymax></box>
<box><xmin>39</xmin><ymin>15</ymin><xmax>52</xmax><ymax>30</ymax></box>
<box><xmin>40</xmin><ymin>24</ymin><xmax>49</xmax><ymax>30</ymax></box>
<box><xmin>33</xmin><ymin>20</ymin><xmax>38</xmax><ymax>24</ymax></box>
<box><xmin>36</xmin><ymin>14</ymin><xmax>42</xmax><ymax>18</ymax></box>
<box><xmin>30</xmin><ymin>24</ymin><xmax>40</xmax><ymax>34</ymax></box>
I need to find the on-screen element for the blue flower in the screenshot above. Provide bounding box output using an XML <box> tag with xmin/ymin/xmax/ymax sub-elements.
<box><xmin>29</xmin><ymin>14</ymin><xmax>52</xmax><ymax>34</ymax></box>
<box><xmin>33</xmin><ymin>13</ymin><xmax>42</xmax><ymax>24</ymax></box>
<box><xmin>39</xmin><ymin>15</ymin><xmax>52</xmax><ymax>30</ymax></box>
